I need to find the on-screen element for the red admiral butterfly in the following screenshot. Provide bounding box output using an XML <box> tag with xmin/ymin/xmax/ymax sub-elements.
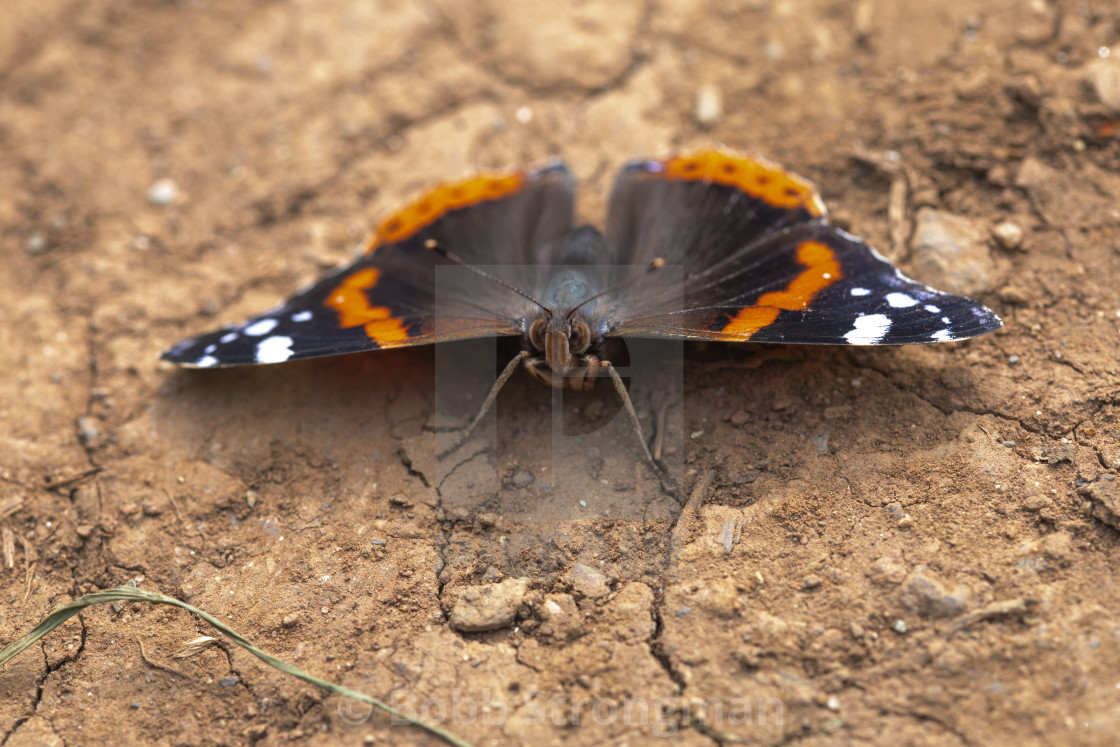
<box><xmin>163</xmin><ymin>149</ymin><xmax>1002</xmax><ymax>471</ymax></box>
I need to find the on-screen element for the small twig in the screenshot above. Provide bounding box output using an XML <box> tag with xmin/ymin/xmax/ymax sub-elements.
<box><xmin>162</xmin><ymin>488</ymin><xmax>187</xmax><ymax>527</ymax></box>
<box><xmin>0</xmin><ymin>496</ymin><xmax>23</xmax><ymax>519</ymax></box>
<box><xmin>851</xmin><ymin>148</ymin><xmax>913</xmax><ymax>260</ymax></box>
<box><xmin>670</xmin><ymin>472</ymin><xmax>713</xmax><ymax>552</ymax></box>
<box><xmin>2</xmin><ymin>527</ymin><xmax>14</xmax><ymax>569</ymax></box>
<box><xmin>44</xmin><ymin>467</ymin><xmax>103</xmax><ymax>491</ymax></box>
<box><xmin>692</xmin><ymin>720</ymin><xmax>754</xmax><ymax>743</ymax></box>
<box><xmin>653</xmin><ymin>399</ymin><xmax>671</xmax><ymax>463</ymax></box>
<box><xmin>22</xmin><ymin>562</ymin><xmax>36</xmax><ymax>604</ymax></box>
<box><xmin>948</xmin><ymin>598</ymin><xmax>1038</xmax><ymax>639</ymax></box>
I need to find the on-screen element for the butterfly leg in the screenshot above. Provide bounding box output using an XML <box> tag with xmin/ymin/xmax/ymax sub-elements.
<box><xmin>600</xmin><ymin>360</ymin><xmax>670</xmax><ymax>483</ymax></box>
<box><xmin>524</xmin><ymin>357</ymin><xmax>565</xmax><ymax>388</ymax></box>
<box><xmin>437</xmin><ymin>351</ymin><xmax>528</xmax><ymax>461</ymax></box>
<box><xmin>568</xmin><ymin>355</ymin><xmax>600</xmax><ymax>392</ymax></box>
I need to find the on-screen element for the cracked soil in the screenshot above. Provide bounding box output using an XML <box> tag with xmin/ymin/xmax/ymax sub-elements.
<box><xmin>3</xmin><ymin>1</ymin><xmax>1120</xmax><ymax>745</ymax></box>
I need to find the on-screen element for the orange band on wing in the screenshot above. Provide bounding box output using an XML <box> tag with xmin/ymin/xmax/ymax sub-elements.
<box><xmin>361</xmin><ymin>172</ymin><xmax>527</xmax><ymax>253</ymax></box>
<box><xmin>721</xmin><ymin>240</ymin><xmax>842</xmax><ymax>338</ymax></box>
<box><xmin>324</xmin><ymin>268</ymin><xmax>412</xmax><ymax>346</ymax></box>
<box><xmin>662</xmin><ymin>150</ymin><xmax>826</xmax><ymax>217</ymax></box>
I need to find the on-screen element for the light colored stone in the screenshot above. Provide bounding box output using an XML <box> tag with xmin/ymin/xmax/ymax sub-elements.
<box><xmin>897</xmin><ymin>566</ymin><xmax>970</xmax><ymax>618</ymax></box>
<box><xmin>567</xmin><ymin>562</ymin><xmax>611</xmax><ymax>599</ymax></box>
<box><xmin>449</xmin><ymin>577</ymin><xmax>529</xmax><ymax>633</ymax></box>
<box><xmin>538</xmin><ymin>593</ymin><xmax>581</xmax><ymax>640</ymax></box>
<box><xmin>991</xmin><ymin>221</ymin><xmax>1024</xmax><ymax>250</ymax></box>
<box><xmin>909</xmin><ymin>208</ymin><xmax>998</xmax><ymax>296</ymax></box>
<box><xmin>694</xmin><ymin>84</ymin><xmax>723</xmax><ymax>127</ymax></box>
<box><xmin>1084</xmin><ymin>58</ymin><xmax>1120</xmax><ymax>112</ymax></box>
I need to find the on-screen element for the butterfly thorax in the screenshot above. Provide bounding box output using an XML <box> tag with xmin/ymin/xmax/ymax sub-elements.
<box><xmin>521</xmin><ymin>226</ymin><xmax>611</xmax><ymax>390</ymax></box>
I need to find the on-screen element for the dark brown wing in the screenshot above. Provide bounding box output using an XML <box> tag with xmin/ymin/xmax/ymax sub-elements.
<box><xmin>162</xmin><ymin>162</ymin><xmax>575</xmax><ymax>367</ymax></box>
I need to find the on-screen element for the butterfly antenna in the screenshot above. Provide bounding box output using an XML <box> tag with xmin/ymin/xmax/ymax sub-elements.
<box><xmin>425</xmin><ymin>239</ymin><xmax>552</xmax><ymax>314</ymax></box>
<box><xmin>566</xmin><ymin>257</ymin><xmax>666</xmax><ymax>319</ymax></box>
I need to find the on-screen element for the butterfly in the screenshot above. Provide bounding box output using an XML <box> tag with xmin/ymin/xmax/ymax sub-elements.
<box><xmin>162</xmin><ymin>148</ymin><xmax>1002</xmax><ymax>472</ymax></box>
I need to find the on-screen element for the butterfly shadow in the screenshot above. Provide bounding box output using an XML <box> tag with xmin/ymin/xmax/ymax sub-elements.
<box><xmin>153</xmin><ymin>339</ymin><xmax>686</xmax><ymax>585</ymax></box>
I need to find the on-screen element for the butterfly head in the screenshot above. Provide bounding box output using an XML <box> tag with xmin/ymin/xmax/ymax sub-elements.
<box><xmin>528</xmin><ymin>314</ymin><xmax>592</xmax><ymax>374</ymax></box>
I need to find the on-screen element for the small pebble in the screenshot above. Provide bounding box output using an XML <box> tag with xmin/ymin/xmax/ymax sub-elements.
<box><xmin>730</xmin><ymin>410</ymin><xmax>751</xmax><ymax>426</ymax></box>
<box><xmin>899</xmin><ymin>566</ymin><xmax>969</xmax><ymax>618</ymax></box>
<box><xmin>910</xmin><ymin>208</ymin><xmax>996</xmax><ymax>296</ymax></box>
<box><xmin>718</xmin><ymin>519</ymin><xmax>739</xmax><ymax>553</ymax></box>
<box><xmin>694</xmin><ymin>84</ymin><xmax>723</xmax><ymax>127</ymax></box>
<box><xmin>802</xmin><ymin>574</ymin><xmax>823</xmax><ymax>590</ymax></box>
<box><xmin>219</xmin><ymin>676</ymin><xmax>240</xmax><ymax>688</ymax></box>
<box><xmin>511</xmin><ymin>469</ymin><xmax>535</xmax><ymax>488</ymax></box>
<box><xmin>568</xmin><ymin>563</ymin><xmax>611</xmax><ymax>599</ymax></box>
<box><xmin>1085</xmin><ymin>58</ymin><xmax>1120</xmax><ymax>112</ymax></box>
<box><xmin>76</xmin><ymin>416</ymin><xmax>100</xmax><ymax>446</ymax></box>
<box><xmin>816</xmin><ymin>433</ymin><xmax>829</xmax><ymax>454</ymax></box>
<box><xmin>370</xmin><ymin>538</ymin><xmax>386</xmax><ymax>546</ymax></box>
<box><xmin>893</xmin><ymin>619</ymin><xmax>908</xmax><ymax>634</ymax></box>
<box><xmin>1008</xmin><ymin>355</ymin><xmax>1020</xmax><ymax>364</ymax></box>
<box><xmin>148</xmin><ymin>178</ymin><xmax>178</xmax><ymax>206</ymax></box>
<box><xmin>991</xmin><ymin>221</ymin><xmax>1024</xmax><ymax>250</ymax></box>
<box><xmin>25</xmin><ymin>231</ymin><xmax>47</xmax><ymax>255</ymax></box>
<box><xmin>449</xmin><ymin>577</ymin><xmax>529</xmax><ymax>633</ymax></box>
<box><xmin>281</xmin><ymin>613</ymin><xmax>299</xmax><ymax>627</ymax></box>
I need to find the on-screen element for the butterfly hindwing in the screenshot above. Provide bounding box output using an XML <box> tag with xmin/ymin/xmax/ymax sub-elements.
<box><xmin>603</xmin><ymin>149</ymin><xmax>1001</xmax><ymax>345</ymax></box>
<box><xmin>162</xmin><ymin>162</ymin><xmax>575</xmax><ymax>367</ymax></box>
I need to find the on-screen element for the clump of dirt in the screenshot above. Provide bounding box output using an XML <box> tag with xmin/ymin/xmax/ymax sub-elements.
<box><xmin>2</xmin><ymin>1</ymin><xmax>1119</xmax><ymax>745</ymax></box>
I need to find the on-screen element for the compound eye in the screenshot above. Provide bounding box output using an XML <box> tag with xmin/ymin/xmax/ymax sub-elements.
<box><xmin>569</xmin><ymin>321</ymin><xmax>590</xmax><ymax>353</ymax></box>
<box><xmin>529</xmin><ymin>318</ymin><xmax>547</xmax><ymax>350</ymax></box>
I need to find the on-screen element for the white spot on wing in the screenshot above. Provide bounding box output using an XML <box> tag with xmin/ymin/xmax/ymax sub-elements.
<box><xmin>195</xmin><ymin>355</ymin><xmax>219</xmax><ymax>367</ymax></box>
<box><xmin>256</xmin><ymin>335</ymin><xmax>294</xmax><ymax>363</ymax></box>
<box><xmin>850</xmin><ymin>287</ymin><xmax>871</xmax><ymax>297</ymax></box>
<box><xmin>844</xmin><ymin>314</ymin><xmax>891</xmax><ymax>344</ymax></box>
<box><xmin>886</xmin><ymin>292</ymin><xmax>918</xmax><ymax>308</ymax></box>
<box><xmin>924</xmin><ymin>304</ymin><xmax>941</xmax><ymax>313</ymax></box>
<box><xmin>291</xmin><ymin>310</ymin><xmax>313</xmax><ymax>322</ymax></box>
<box><xmin>941</xmin><ymin>316</ymin><xmax>951</xmax><ymax>324</ymax></box>
<box><xmin>244</xmin><ymin>318</ymin><xmax>278</xmax><ymax>336</ymax></box>
<box><xmin>931</xmin><ymin>329</ymin><xmax>954</xmax><ymax>342</ymax></box>
<box><xmin>205</xmin><ymin>344</ymin><xmax>216</xmax><ymax>354</ymax></box>
<box><xmin>220</xmin><ymin>332</ymin><xmax>239</xmax><ymax>344</ymax></box>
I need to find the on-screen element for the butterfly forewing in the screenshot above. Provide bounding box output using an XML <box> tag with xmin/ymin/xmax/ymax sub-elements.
<box><xmin>604</xmin><ymin>151</ymin><xmax>1001</xmax><ymax>345</ymax></box>
<box><xmin>162</xmin><ymin>163</ymin><xmax>575</xmax><ymax>367</ymax></box>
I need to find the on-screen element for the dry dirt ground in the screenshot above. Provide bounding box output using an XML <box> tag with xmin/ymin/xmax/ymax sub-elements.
<box><xmin>3</xmin><ymin>1</ymin><xmax>1120</xmax><ymax>745</ymax></box>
